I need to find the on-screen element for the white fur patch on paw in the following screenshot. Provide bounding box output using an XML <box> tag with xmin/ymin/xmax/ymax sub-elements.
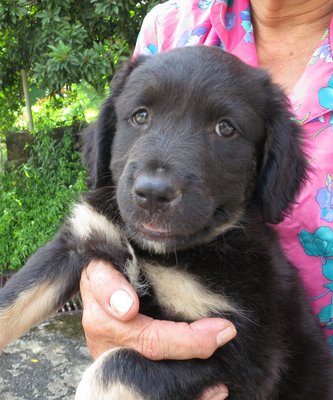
<box><xmin>75</xmin><ymin>348</ymin><xmax>145</xmax><ymax>400</ymax></box>
<box><xmin>69</xmin><ymin>202</ymin><xmax>123</xmax><ymax>245</ymax></box>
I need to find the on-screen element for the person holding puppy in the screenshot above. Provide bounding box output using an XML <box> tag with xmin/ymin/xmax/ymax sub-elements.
<box><xmin>80</xmin><ymin>0</ymin><xmax>333</xmax><ymax>398</ymax></box>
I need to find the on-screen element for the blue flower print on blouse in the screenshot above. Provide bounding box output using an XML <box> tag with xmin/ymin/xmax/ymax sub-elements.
<box><xmin>299</xmin><ymin>227</ymin><xmax>333</xmax><ymax>258</ymax></box>
<box><xmin>310</xmin><ymin>42</ymin><xmax>333</xmax><ymax>65</ymax></box>
<box><xmin>213</xmin><ymin>0</ymin><xmax>234</xmax><ymax>5</ymax></box>
<box><xmin>142</xmin><ymin>43</ymin><xmax>158</xmax><ymax>55</ymax></box>
<box><xmin>318</xmin><ymin>74</ymin><xmax>333</xmax><ymax>111</ymax></box>
<box><xmin>198</xmin><ymin>0</ymin><xmax>213</xmax><ymax>9</ymax></box>
<box><xmin>298</xmin><ymin>227</ymin><xmax>333</xmax><ymax>330</ymax></box>
<box><xmin>177</xmin><ymin>26</ymin><xmax>208</xmax><ymax>47</ymax></box>
<box><xmin>225</xmin><ymin>12</ymin><xmax>236</xmax><ymax>31</ymax></box>
<box><xmin>316</xmin><ymin>174</ymin><xmax>333</xmax><ymax>223</ymax></box>
<box><xmin>240</xmin><ymin>7</ymin><xmax>253</xmax><ymax>44</ymax></box>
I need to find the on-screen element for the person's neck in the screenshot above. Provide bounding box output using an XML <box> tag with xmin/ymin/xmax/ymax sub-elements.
<box><xmin>251</xmin><ymin>0</ymin><xmax>332</xmax><ymax>32</ymax></box>
<box><xmin>251</xmin><ymin>0</ymin><xmax>333</xmax><ymax>94</ymax></box>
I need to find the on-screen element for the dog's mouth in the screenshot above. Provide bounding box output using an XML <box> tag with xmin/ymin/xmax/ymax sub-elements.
<box><xmin>129</xmin><ymin>221</ymin><xmax>198</xmax><ymax>252</ymax></box>
<box><xmin>128</xmin><ymin>219</ymin><xmax>200</xmax><ymax>244</ymax></box>
<box><xmin>125</xmin><ymin>206</ymin><xmax>242</xmax><ymax>253</ymax></box>
<box><xmin>140</xmin><ymin>223</ymin><xmax>174</xmax><ymax>239</ymax></box>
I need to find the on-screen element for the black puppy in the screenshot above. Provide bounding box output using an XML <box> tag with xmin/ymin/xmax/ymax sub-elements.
<box><xmin>1</xmin><ymin>46</ymin><xmax>332</xmax><ymax>399</ymax></box>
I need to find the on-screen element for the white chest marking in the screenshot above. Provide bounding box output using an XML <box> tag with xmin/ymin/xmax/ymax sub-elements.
<box><xmin>142</xmin><ymin>262</ymin><xmax>238</xmax><ymax>320</ymax></box>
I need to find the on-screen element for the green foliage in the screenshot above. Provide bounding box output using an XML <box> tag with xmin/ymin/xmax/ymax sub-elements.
<box><xmin>0</xmin><ymin>87</ymin><xmax>23</xmax><ymax>132</ymax></box>
<box><xmin>0</xmin><ymin>1</ymin><xmax>161</xmax><ymax>271</ymax></box>
<box><xmin>0</xmin><ymin>127</ymin><xmax>87</xmax><ymax>272</ymax></box>
<box><xmin>0</xmin><ymin>0</ymin><xmax>155</xmax><ymax>93</ymax></box>
<box><xmin>30</xmin><ymin>82</ymin><xmax>105</xmax><ymax>130</ymax></box>
<box><xmin>0</xmin><ymin>82</ymin><xmax>107</xmax><ymax>271</ymax></box>
<box><xmin>0</xmin><ymin>0</ymin><xmax>159</xmax><ymax>130</ymax></box>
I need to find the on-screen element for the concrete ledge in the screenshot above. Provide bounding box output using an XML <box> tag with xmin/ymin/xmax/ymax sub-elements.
<box><xmin>0</xmin><ymin>312</ymin><xmax>91</xmax><ymax>399</ymax></box>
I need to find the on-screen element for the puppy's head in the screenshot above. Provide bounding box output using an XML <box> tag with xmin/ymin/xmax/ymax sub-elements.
<box><xmin>84</xmin><ymin>46</ymin><xmax>306</xmax><ymax>253</ymax></box>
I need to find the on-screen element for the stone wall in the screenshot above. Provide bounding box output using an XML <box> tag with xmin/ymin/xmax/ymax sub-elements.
<box><xmin>4</xmin><ymin>123</ymin><xmax>85</xmax><ymax>169</ymax></box>
<box><xmin>5</xmin><ymin>131</ymin><xmax>34</xmax><ymax>166</ymax></box>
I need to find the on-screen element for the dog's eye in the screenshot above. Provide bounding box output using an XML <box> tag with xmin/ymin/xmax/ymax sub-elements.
<box><xmin>132</xmin><ymin>109</ymin><xmax>149</xmax><ymax>125</ymax></box>
<box><xmin>215</xmin><ymin>120</ymin><xmax>236</xmax><ymax>137</ymax></box>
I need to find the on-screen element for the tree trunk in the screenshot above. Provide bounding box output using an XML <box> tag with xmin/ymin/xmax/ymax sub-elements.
<box><xmin>21</xmin><ymin>69</ymin><xmax>34</xmax><ymax>131</ymax></box>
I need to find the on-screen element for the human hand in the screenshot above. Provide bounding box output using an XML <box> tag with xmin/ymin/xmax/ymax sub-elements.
<box><xmin>80</xmin><ymin>260</ymin><xmax>236</xmax><ymax>399</ymax></box>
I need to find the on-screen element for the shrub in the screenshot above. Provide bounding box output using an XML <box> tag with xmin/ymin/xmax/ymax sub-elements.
<box><xmin>0</xmin><ymin>127</ymin><xmax>87</xmax><ymax>272</ymax></box>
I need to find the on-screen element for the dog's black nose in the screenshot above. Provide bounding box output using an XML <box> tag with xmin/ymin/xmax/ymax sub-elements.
<box><xmin>134</xmin><ymin>174</ymin><xmax>180</xmax><ymax>213</ymax></box>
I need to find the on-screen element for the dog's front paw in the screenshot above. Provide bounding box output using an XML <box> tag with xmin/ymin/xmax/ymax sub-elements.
<box><xmin>75</xmin><ymin>346</ymin><xmax>208</xmax><ymax>400</ymax></box>
<box><xmin>75</xmin><ymin>348</ymin><xmax>146</xmax><ymax>400</ymax></box>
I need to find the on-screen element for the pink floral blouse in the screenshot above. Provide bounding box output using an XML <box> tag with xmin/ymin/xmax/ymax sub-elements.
<box><xmin>134</xmin><ymin>0</ymin><xmax>333</xmax><ymax>350</ymax></box>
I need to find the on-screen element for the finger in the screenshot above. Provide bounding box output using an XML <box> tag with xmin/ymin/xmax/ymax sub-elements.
<box><xmin>199</xmin><ymin>385</ymin><xmax>229</xmax><ymax>400</ymax></box>
<box><xmin>120</xmin><ymin>316</ymin><xmax>237</xmax><ymax>360</ymax></box>
<box><xmin>82</xmin><ymin>260</ymin><xmax>140</xmax><ymax>321</ymax></box>
<box><xmin>80</xmin><ymin>261</ymin><xmax>237</xmax><ymax>360</ymax></box>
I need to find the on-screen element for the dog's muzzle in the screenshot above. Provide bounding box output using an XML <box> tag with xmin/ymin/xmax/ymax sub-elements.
<box><xmin>134</xmin><ymin>173</ymin><xmax>181</xmax><ymax>214</ymax></box>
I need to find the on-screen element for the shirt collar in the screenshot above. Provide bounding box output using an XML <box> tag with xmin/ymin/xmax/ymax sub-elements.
<box><xmin>290</xmin><ymin>18</ymin><xmax>333</xmax><ymax>126</ymax></box>
<box><xmin>211</xmin><ymin>0</ymin><xmax>333</xmax><ymax>125</ymax></box>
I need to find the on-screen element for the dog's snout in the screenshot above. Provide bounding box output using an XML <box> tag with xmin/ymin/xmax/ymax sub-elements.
<box><xmin>134</xmin><ymin>174</ymin><xmax>180</xmax><ymax>213</ymax></box>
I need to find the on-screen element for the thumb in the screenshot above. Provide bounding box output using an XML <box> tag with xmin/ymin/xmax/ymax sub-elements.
<box><xmin>83</xmin><ymin>260</ymin><xmax>140</xmax><ymax>321</ymax></box>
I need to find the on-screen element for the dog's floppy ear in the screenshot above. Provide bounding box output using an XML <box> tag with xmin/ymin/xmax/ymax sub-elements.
<box><xmin>82</xmin><ymin>56</ymin><xmax>147</xmax><ymax>189</ymax></box>
<box><xmin>258</xmin><ymin>80</ymin><xmax>307</xmax><ymax>224</ymax></box>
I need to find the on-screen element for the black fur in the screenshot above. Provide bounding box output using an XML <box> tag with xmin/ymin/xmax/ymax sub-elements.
<box><xmin>1</xmin><ymin>46</ymin><xmax>332</xmax><ymax>399</ymax></box>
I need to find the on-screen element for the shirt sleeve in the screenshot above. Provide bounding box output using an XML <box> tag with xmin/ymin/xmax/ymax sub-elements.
<box><xmin>133</xmin><ymin>4</ymin><xmax>162</xmax><ymax>57</ymax></box>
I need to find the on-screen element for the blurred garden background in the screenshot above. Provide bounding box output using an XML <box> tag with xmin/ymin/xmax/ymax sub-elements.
<box><xmin>0</xmin><ymin>0</ymin><xmax>157</xmax><ymax>272</ymax></box>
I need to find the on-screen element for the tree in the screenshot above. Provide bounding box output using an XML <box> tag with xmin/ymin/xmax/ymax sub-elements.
<box><xmin>0</xmin><ymin>0</ymin><xmax>157</xmax><ymax>130</ymax></box>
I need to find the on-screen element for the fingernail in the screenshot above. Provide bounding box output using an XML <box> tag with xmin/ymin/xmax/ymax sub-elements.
<box><xmin>203</xmin><ymin>387</ymin><xmax>229</xmax><ymax>400</ymax></box>
<box><xmin>109</xmin><ymin>289</ymin><xmax>134</xmax><ymax>316</ymax></box>
<box><xmin>216</xmin><ymin>326</ymin><xmax>236</xmax><ymax>347</ymax></box>
<box><xmin>208</xmin><ymin>393</ymin><xmax>228</xmax><ymax>400</ymax></box>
